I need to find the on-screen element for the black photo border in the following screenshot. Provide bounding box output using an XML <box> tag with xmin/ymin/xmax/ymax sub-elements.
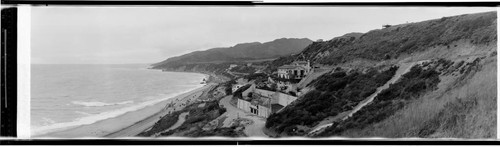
<box><xmin>1</xmin><ymin>0</ymin><xmax>499</xmax><ymax>145</ymax></box>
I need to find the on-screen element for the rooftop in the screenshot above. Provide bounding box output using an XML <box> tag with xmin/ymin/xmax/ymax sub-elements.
<box><xmin>240</xmin><ymin>92</ymin><xmax>272</xmax><ymax>106</ymax></box>
<box><xmin>271</xmin><ymin>104</ymin><xmax>284</xmax><ymax>113</ymax></box>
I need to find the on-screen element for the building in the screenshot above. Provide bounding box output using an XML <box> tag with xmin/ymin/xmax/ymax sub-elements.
<box><xmin>228</xmin><ymin>64</ymin><xmax>238</xmax><ymax>70</ymax></box>
<box><xmin>277</xmin><ymin>61</ymin><xmax>311</xmax><ymax>79</ymax></box>
<box><xmin>236</xmin><ymin>84</ymin><xmax>298</xmax><ymax>118</ymax></box>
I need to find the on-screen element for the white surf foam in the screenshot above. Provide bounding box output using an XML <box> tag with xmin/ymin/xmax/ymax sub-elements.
<box><xmin>71</xmin><ymin>100</ymin><xmax>134</xmax><ymax>107</ymax></box>
<box><xmin>74</xmin><ymin>111</ymin><xmax>92</xmax><ymax>116</ymax></box>
<box><xmin>32</xmin><ymin>84</ymin><xmax>204</xmax><ymax>136</ymax></box>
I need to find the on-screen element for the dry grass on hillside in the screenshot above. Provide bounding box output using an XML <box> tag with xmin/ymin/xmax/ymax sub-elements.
<box><xmin>340</xmin><ymin>54</ymin><xmax>496</xmax><ymax>138</ymax></box>
<box><xmin>428</xmin><ymin>56</ymin><xmax>496</xmax><ymax>138</ymax></box>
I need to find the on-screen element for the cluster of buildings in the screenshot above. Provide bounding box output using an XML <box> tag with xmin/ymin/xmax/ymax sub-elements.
<box><xmin>233</xmin><ymin>60</ymin><xmax>312</xmax><ymax>118</ymax></box>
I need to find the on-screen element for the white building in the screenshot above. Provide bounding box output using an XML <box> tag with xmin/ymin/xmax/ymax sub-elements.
<box><xmin>277</xmin><ymin>61</ymin><xmax>311</xmax><ymax>79</ymax></box>
<box><xmin>228</xmin><ymin>64</ymin><xmax>238</xmax><ymax>70</ymax></box>
<box><xmin>236</xmin><ymin>84</ymin><xmax>298</xmax><ymax>118</ymax></box>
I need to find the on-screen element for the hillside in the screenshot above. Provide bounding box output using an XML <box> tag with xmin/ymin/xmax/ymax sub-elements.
<box><xmin>265</xmin><ymin>11</ymin><xmax>496</xmax><ymax>138</ymax></box>
<box><xmin>147</xmin><ymin>11</ymin><xmax>496</xmax><ymax>138</ymax></box>
<box><xmin>265</xmin><ymin>12</ymin><xmax>496</xmax><ymax>70</ymax></box>
<box><xmin>152</xmin><ymin>38</ymin><xmax>313</xmax><ymax>68</ymax></box>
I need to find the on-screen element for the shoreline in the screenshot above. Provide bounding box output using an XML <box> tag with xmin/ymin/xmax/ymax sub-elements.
<box><xmin>34</xmin><ymin>71</ymin><xmax>212</xmax><ymax>138</ymax></box>
<box><xmin>105</xmin><ymin>83</ymin><xmax>216</xmax><ymax>138</ymax></box>
<box><xmin>154</xmin><ymin>68</ymin><xmax>230</xmax><ymax>83</ymax></box>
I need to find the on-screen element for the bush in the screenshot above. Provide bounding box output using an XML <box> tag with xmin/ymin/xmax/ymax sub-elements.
<box><xmin>230</xmin><ymin>66</ymin><xmax>256</xmax><ymax>74</ymax></box>
<box><xmin>244</xmin><ymin>73</ymin><xmax>268</xmax><ymax>81</ymax></box>
<box><xmin>223</xmin><ymin>80</ymin><xmax>237</xmax><ymax>95</ymax></box>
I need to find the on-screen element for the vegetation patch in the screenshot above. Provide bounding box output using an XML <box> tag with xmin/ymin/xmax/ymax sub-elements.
<box><xmin>317</xmin><ymin>63</ymin><xmax>442</xmax><ymax>137</ymax></box>
<box><xmin>418</xmin><ymin>97</ymin><xmax>478</xmax><ymax>138</ymax></box>
<box><xmin>138</xmin><ymin>111</ymin><xmax>182</xmax><ymax>137</ymax></box>
<box><xmin>244</xmin><ymin>73</ymin><xmax>268</xmax><ymax>82</ymax></box>
<box><xmin>139</xmin><ymin>100</ymin><xmax>227</xmax><ymax>137</ymax></box>
<box><xmin>266</xmin><ymin>66</ymin><xmax>398</xmax><ymax>136</ymax></box>
<box><xmin>230</xmin><ymin>66</ymin><xmax>257</xmax><ymax>74</ymax></box>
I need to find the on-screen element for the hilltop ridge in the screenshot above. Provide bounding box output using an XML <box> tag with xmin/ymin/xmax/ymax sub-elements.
<box><xmin>264</xmin><ymin>11</ymin><xmax>496</xmax><ymax>138</ymax></box>
<box><xmin>265</xmin><ymin>11</ymin><xmax>496</xmax><ymax>71</ymax></box>
<box><xmin>152</xmin><ymin>38</ymin><xmax>313</xmax><ymax>68</ymax></box>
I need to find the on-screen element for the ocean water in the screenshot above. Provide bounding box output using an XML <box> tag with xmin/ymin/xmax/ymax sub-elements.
<box><xmin>31</xmin><ymin>64</ymin><xmax>206</xmax><ymax>136</ymax></box>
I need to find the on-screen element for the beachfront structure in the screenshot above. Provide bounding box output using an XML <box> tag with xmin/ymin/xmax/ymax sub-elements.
<box><xmin>277</xmin><ymin>61</ymin><xmax>311</xmax><ymax>79</ymax></box>
<box><xmin>236</xmin><ymin>84</ymin><xmax>298</xmax><ymax>118</ymax></box>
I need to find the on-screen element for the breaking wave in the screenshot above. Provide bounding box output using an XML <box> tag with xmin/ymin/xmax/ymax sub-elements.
<box><xmin>71</xmin><ymin>100</ymin><xmax>133</xmax><ymax>107</ymax></box>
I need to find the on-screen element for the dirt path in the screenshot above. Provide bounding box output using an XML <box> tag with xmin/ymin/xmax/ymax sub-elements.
<box><xmin>308</xmin><ymin>62</ymin><xmax>417</xmax><ymax>136</ymax></box>
<box><xmin>219</xmin><ymin>95</ymin><xmax>267</xmax><ymax>137</ymax></box>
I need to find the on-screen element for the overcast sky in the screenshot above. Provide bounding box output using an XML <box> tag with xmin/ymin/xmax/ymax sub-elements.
<box><xmin>31</xmin><ymin>7</ymin><xmax>495</xmax><ymax>64</ymax></box>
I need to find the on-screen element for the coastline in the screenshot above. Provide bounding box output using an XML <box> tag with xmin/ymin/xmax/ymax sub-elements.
<box><xmin>105</xmin><ymin>83</ymin><xmax>216</xmax><ymax>138</ymax></box>
<box><xmin>156</xmin><ymin>68</ymin><xmax>230</xmax><ymax>83</ymax></box>
<box><xmin>104</xmin><ymin>70</ymin><xmax>225</xmax><ymax>138</ymax></box>
<box><xmin>34</xmin><ymin>71</ymin><xmax>213</xmax><ymax>138</ymax></box>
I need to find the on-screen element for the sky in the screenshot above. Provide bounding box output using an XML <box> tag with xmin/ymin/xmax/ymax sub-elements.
<box><xmin>31</xmin><ymin>6</ymin><xmax>496</xmax><ymax>64</ymax></box>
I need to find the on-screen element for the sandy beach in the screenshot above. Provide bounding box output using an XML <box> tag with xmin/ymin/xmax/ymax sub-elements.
<box><xmin>106</xmin><ymin>83</ymin><xmax>216</xmax><ymax>138</ymax></box>
<box><xmin>37</xmin><ymin>80</ymin><xmax>216</xmax><ymax>138</ymax></box>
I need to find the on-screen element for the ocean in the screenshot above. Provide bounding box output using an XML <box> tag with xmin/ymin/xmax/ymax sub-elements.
<box><xmin>31</xmin><ymin>64</ymin><xmax>206</xmax><ymax>136</ymax></box>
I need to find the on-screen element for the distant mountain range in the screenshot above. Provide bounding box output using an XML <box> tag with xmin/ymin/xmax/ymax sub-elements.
<box><xmin>152</xmin><ymin>38</ymin><xmax>313</xmax><ymax>68</ymax></box>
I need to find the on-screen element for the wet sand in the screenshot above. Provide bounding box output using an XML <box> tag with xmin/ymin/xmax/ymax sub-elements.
<box><xmin>37</xmin><ymin>82</ymin><xmax>215</xmax><ymax>138</ymax></box>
